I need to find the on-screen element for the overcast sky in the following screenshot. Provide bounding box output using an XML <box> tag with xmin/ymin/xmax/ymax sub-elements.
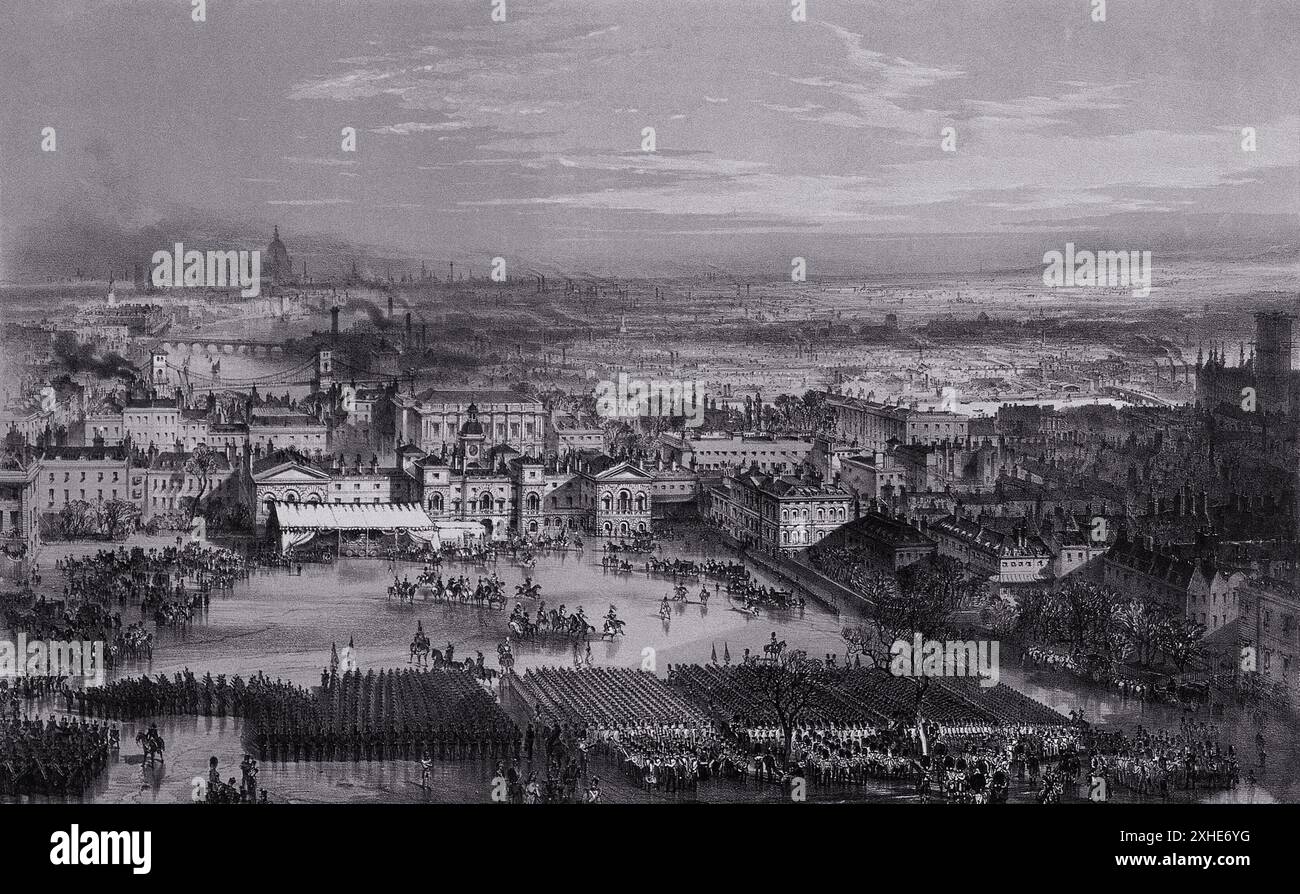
<box><xmin>1</xmin><ymin>0</ymin><xmax>1296</xmax><ymax>279</ymax></box>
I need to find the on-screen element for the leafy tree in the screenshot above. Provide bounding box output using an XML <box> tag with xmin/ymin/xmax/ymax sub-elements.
<box><xmin>1159</xmin><ymin>616</ymin><xmax>1206</xmax><ymax>677</ymax></box>
<box><xmin>99</xmin><ymin>499</ymin><xmax>139</xmax><ymax>540</ymax></box>
<box><xmin>57</xmin><ymin>501</ymin><xmax>96</xmax><ymax>539</ymax></box>
<box><xmin>1114</xmin><ymin>598</ymin><xmax>1168</xmax><ymax>667</ymax></box>
<box><xmin>184</xmin><ymin>444</ymin><xmax>223</xmax><ymax>526</ymax></box>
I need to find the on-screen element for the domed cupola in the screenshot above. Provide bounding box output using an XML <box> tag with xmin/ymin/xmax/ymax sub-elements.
<box><xmin>266</xmin><ymin>226</ymin><xmax>292</xmax><ymax>285</ymax></box>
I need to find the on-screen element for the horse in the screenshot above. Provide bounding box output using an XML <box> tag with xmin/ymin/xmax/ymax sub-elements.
<box><xmin>566</xmin><ymin>615</ymin><xmax>595</xmax><ymax>640</ymax></box>
<box><xmin>410</xmin><ymin>631</ymin><xmax>432</xmax><ymax>667</ymax></box>
<box><xmin>136</xmin><ymin>730</ymin><xmax>165</xmax><ymax>766</ymax></box>
<box><xmin>601</xmin><ymin>618</ymin><xmax>626</xmax><ymax>639</ymax></box>
<box><xmin>497</xmin><ymin>645</ymin><xmax>515</xmax><ymax>675</ymax></box>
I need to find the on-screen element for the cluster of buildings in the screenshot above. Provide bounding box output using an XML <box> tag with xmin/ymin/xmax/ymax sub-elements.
<box><xmin>5</xmin><ymin>268</ymin><xmax>1300</xmax><ymax>705</ymax></box>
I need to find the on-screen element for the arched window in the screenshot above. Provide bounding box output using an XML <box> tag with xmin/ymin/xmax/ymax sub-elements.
<box><xmin>481</xmin><ymin>494</ymin><xmax>492</xmax><ymax>513</ymax></box>
<box><xmin>528</xmin><ymin>521</ymin><xmax>537</xmax><ymax>533</ymax></box>
<box><xmin>634</xmin><ymin>493</ymin><xmax>646</xmax><ymax>512</ymax></box>
<box><xmin>285</xmin><ymin>491</ymin><xmax>299</xmax><ymax>504</ymax></box>
<box><xmin>431</xmin><ymin>494</ymin><xmax>443</xmax><ymax>511</ymax></box>
<box><xmin>617</xmin><ymin>489</ymin><xmax>631</xmax><ymax>513</ymax></box>
<box><xmin>526</xmin><ymin>493</ymin><xmax>540</xmax><ymax>511</ymax></box>
<box><xmin>601</xmin><ymin>494</ymin><xmax>612</xmax><ymax>512</ymax></box>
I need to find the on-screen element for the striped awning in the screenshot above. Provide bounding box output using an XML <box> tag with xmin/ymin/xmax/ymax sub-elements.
<box><xmin>270</xmin><ymin>501</ymin><xmax>435</xmax><ymax>531</ymax></box>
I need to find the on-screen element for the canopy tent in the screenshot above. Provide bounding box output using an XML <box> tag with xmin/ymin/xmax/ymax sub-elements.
<box><xmin>431</xmin><ymin>520</ymin><xmax>490</xmax><ymax>546</ymax></box>
<box><xmin>268</xmin><ymin>502</ymin><xmax>437</xmax><ymax>553</ymax></box>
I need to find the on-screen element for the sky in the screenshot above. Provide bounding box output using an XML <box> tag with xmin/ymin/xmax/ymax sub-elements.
<box><xmin>1</xmin><ymin>0</ymin><xmax>1297</xmax><ymax>279</ymax></box>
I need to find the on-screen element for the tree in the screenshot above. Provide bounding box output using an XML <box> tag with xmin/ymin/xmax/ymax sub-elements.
<box><xmin>898</xmin><ymin>554</ymin><xmax>979</xmax><ymax>610</ymax></box>
<box><xmin>1159</xmin><ymin>616</ymin><xmax>1206</xmax><ymax>678</ymax></box>
<box><xmin>184</xmin><ymin>444</ymin><xmax>223</xmax><ymax>527</ymax></box>
<box><xmin>1114</xmin><ymin>598</ymin><xmax>1168</xmax><ymax>667</ymax></box>
<box><xmin>842</xmin><ymin>569</ymin><xmax>956</xmax><ymax>755</ymax></box>
<box><xmin>743</xmin><ymin>649</ymin><xmax>842</xmax><ymax>762</ymax></box>
<box><xmin>57</xmin><ymin>501</ymin><xmax>96</xmax><ymax>540</ymax></box>
<box><xmin>99</xmin><ymin>500</ymin><xmax>140</xmax><ymax>540</ymax></box>
<box><xmin>1058</xmin><ymin>579</ymin><xmax>1124</xmax><ymax>658</ymax></box>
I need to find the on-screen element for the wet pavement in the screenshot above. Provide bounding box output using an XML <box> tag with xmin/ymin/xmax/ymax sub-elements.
<box><xmin>7</xmin><ymin>535</ymin><xmax>1299</xmax><ymax>803</ymax></box>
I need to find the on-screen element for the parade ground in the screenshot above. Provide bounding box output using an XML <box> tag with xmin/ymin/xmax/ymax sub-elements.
<box><xmin>6</xmin><ymin>532</ymin><xmax>1299</xmax><ymax>805</ymax></box>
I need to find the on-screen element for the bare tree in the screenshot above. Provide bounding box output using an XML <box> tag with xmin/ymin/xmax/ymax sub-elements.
<box><xmin>742</xmin><ymin>649</ymin><xmax>841</xmax><ymax>762</ymax></box>
<box><xmin>842</xmin><ymin>570</ymin><xmax>955</xmax><ymax>755</ymax></box>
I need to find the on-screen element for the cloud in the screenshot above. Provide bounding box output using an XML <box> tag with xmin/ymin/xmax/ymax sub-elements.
<box><xmin>282</xmin><ymin>156</ymin><xmax>358</xmax><ymax>167</ymax></box>
<box><xmin>266</xmin><ymin>198</ymin><xmax>353</xmax><ymax>206</ymax></box>
<box><xmin>369</xmin><ymin>121</ymin><xmax>470</xmax><ymax>134</ymax></box>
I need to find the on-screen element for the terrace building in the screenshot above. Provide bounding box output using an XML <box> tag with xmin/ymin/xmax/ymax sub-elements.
<box><xmin>658</xmin><ymin>431</ymin><xmax>813</xmax><ymax>476</ymax></box>
<box><xmin>38</xmin><ymin>444</ymin><xmax>131</xmax><ymax>512</ymax></box>
<box><xmin>927</xmin><ymin>514</ymin><xmax>1053</xmax><ymax>587</ymax></box>
<box><xmin>248</xmin><ymin>407</ymin><xmax>327</xmax><ymax>454</ymax></box>
<box><xmin>143</xmin><ymin>450</ymin><xmax>239</xmax><ymax>521</ymax></box>
<box><xmin>1237</xmin><ymin>577</ymin><xmax>1300</xmax><ymax>697</ymax></box>
<box><xmin>823</xmin><ymin>392</ymin><xmax>971</xmax><ymax>451</ymax></box>
<box><xmin>123</xmin><ymin>397</ymin><xmax>181</xmax><ymax>451</ymax></box>
<box><xmin>817</xmin><ymin>509</ymin><xmax>936</xmax><ymax>572</ymax></box>
<box><xmin>545</xmin><ymin>413</ymin><xmax>606</xmax><ymax>456</ymax></box>
<box><xmin>708</xmin><ymin>470</ymin><xmax>853</xmax><ymax>555</ymax></box>
<box><xmin>1103</xmin><ymin>534</ymin><xmax>1245</xmax><ymax>633</ymax></box>
<box><xmin>390</xmin><ymin>388</ymin><xmax>547</xmax><ymax>456</ymax></box>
